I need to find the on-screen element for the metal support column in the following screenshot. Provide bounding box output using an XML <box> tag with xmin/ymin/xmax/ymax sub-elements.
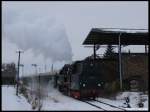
<box><xmin>93</xmin><ymin>44</ymin><xmax>96</xmax><ymax>60</ymax></box>
<box><xmin>118</xmin><ymin>33</ymin><xmax>123</xmax><ymax>91</ymax></box>
<box><xmin>145</xmin><ymin>45</ymin><xmax>148</xmax><ymax>53</ymax></box>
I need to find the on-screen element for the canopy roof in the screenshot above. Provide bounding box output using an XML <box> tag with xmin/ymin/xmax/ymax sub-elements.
<box><xmin>83</xmin><ymin>28</ymin><xmax>149</xmax><ymax>45</ymax></box>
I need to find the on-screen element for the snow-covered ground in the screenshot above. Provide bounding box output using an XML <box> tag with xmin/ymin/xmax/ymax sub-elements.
<box><xmin>42</xmin><ymin>81</ymin><xmax>149</xmax><ymax>111</ymax></box>
<box><xmin>2</xmin><ymin>84</ymin><xmax>148</xmax><ymax>111</ymax></box>
<box><xmin>2</xmin><ymin>85</ymin><xmax>33</xmax><ymax>111</ymax></box>
<box><xmin>115</xmin><ymin>91</ymin><xmax>148</xmax><ymax>111</ymax></box>
<box><xmin>42</xmin><ymin>85</ymin><xmax>100</xmax><ymax>110</ymax></box>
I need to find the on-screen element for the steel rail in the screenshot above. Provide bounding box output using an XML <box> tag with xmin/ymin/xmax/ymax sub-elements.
<box><xmin>80</xmin><ymin>100</ymin><xmax>106</xmax><ymax>111</ymax></box>
<box><xmin>94</xmin><ymin>99</ymin><xmax>126</xmax><ymax>111</ymax></box>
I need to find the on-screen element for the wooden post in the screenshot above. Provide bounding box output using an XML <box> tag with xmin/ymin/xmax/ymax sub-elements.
<box><xmin>16</xmin><ymin>51</ymin><xmax>23</xmax><ymax>96</ymax></box>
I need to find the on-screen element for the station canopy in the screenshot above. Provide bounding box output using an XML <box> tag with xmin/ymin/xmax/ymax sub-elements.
<box><xmin>83</xmin><ymin>28</ymin><xmax>149</xmax><ymax>45</ymax></box>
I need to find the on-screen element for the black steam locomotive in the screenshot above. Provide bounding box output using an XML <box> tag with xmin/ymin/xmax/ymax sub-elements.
<box><xmin>57</xmin><ymin>56</ymin><xmax>118</xmax><ymax>99</ymax></box>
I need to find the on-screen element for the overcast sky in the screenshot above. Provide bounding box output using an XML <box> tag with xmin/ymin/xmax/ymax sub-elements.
<box><xmin>2</xmin><ymin>1</ymin><xmax>148</xmax><ymax>76</ymax></box>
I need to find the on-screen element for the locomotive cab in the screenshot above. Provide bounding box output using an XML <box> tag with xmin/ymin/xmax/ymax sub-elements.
<box><xmin>79</xmin><ymin>60</ymin><xmax>105</xmax><ymax>99</ymax></box>
<box><xmin>69</xmin><ymin>60</ymin><xmax>106</xmax><ymax>99</ymax></box>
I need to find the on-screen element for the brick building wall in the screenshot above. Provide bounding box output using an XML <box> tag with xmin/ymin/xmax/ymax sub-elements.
<box><xmin>121</xmin><ymin>53</ymin><xmax>148</xmax><ymax>91</ymax></box>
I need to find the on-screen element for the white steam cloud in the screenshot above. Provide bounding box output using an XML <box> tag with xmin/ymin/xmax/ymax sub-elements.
<box><xmin>3</xmin><ymin>8</ymin><xmax>73</xmax><ymax>63</ymax></box>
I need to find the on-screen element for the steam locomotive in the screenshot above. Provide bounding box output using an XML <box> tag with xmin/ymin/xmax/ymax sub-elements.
<box><xmin>20</xmin><ymin>53</ymin><xmax>147</xmax><ymax>99</ymax></box>
<box><xmin>57</xmin><ymin>56</ymin><xmax>118</xmax><ymax>99</ymax></box>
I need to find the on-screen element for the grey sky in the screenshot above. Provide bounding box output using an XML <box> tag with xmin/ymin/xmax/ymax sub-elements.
<box><xmin>2</xmin><ymin>1</ymin><xmax>148</xmax><ymax>75</ymax></box>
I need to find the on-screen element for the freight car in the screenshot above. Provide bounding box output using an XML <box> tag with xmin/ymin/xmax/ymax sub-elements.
<box><xmin>57</xmin><ymin>56</ymin><xmax>118</xmax><ymax>99</ymax></box>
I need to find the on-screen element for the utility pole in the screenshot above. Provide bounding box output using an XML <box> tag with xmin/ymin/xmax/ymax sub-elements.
<box><xmin>19</xmin><ymin>64</ymin><xmax>24</xmax><ymax>79</ymax></box>
<box><xmin>16</xmin><ymin>50</ymin><xmax>23</xmax><ymax>96</ymax></box>
<box><xmin>38</xmin><ymin>74</ymin><xmax>41</xmax><ymax>111</ymax></box>
<box><xmin>39</xmin><ymin>67</ymin><xmax>41</xmax><ymax>73</ymax></box>
<box><xmin>45</xmin><ymin>64</ymin><xmax>47</xmax><ymax>72</ymax></box>
<box><xmin>31</xmin><ymin>64</ymin><xmax>41</xmax><ymax>110</ymax></box>
<box><xmin>31</xmin><ymin>64</ymin><xmax>38</xmax><ymax>92</ymax></box>
<box><xmin>32</xmin><ymin>64</ymin><xmax>38</xmax><ymax>75</ymax></box>
<box><xmin>51</xmin><ymin>64</ymin><xmax>53</xmax><ymax>74</ymax></box>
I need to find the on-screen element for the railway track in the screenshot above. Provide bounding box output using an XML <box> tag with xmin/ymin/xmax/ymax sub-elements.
<box><xmin>80</xmin><ymin>100</ymin><xmax>106</xmax><ymax>111</ymax></box>
<box><xmin>80</xmin><ymin>99</ymin><xmax>126</xmax><ymax>111</ymax></box>
<box><xmin>94</xmin><ymin>99</ymin><xmax>126</xmax><ymax>111</ymax></box>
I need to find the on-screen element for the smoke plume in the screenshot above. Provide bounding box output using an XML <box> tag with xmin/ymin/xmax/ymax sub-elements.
<box><xmin>2</xmin><ymin>8</ymin><xmax>73</xmax><ymax>63</ymax></box>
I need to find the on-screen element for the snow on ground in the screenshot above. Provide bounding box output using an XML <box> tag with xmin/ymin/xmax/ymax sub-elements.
<box><xmin>2</xmin><ymin>84</ymin><xmax>148</xmax><ymax>111</ymax></box>
<box><xmin>41</xmin><ymin>81</ymin><xmax>149</xmax><ymax>111</ymax></box>
<box><xmin>2</xmin><ymin>85</ymin><xmax>33</xmax><ymax>111</ymax></box>
<box><xmin>115</xmin><ymin>91</ymin><xmax>148</xmax><ymax>111</ymax></box>
<box><xmin>97</xmin><ymin>95</ymin><xmax>148</xmax><ymax>111</ymax></box>
<box><xmin>41</xmin><ymin>82</ymin><xmax>100</xmax><ymax>110</ymax></box>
